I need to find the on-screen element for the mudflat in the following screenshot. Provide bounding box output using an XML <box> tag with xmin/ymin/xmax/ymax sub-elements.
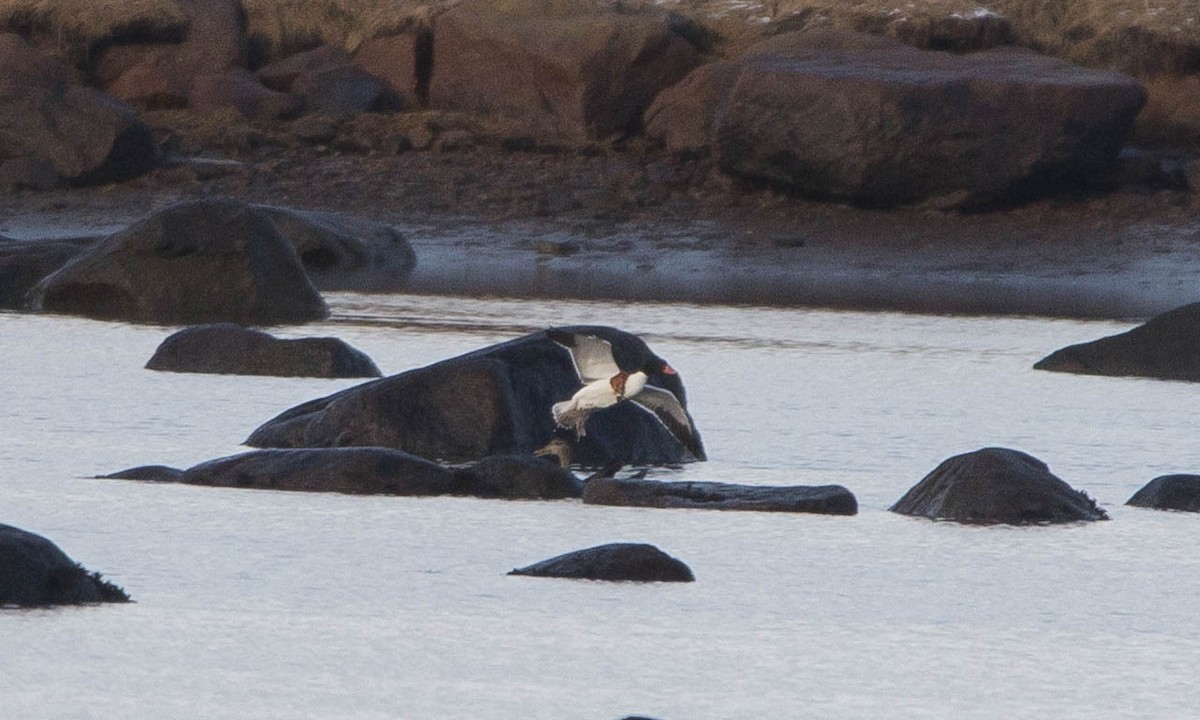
<box><xmin>2</xmin><ymin>137</ymin><xmax>1196</xmax><ymax>319</ymax></box>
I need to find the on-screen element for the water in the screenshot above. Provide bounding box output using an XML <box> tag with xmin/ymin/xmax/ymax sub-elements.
<box><xmin>3</xmin><ymin>296</ymin><xmax>1200</xmax><ymax>719</ymax></box>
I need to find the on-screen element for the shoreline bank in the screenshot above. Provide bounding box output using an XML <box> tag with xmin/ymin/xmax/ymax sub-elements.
<box><xmin>2</xmin><ymin>146</ymin><xmax>1197</xmax><ymax>321</ymax></box>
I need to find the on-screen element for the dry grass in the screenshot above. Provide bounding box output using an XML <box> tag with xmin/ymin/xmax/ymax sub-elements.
<box><xmin>0</xmin><ymin>0</ymin><xmax>185</xmax><ymax>57</ymax></box>
<box><xmin>655</xmin><ymin>1</ymin><xmax>1200</xmax><ymax>72</ymax></box>
<box><xmin>241</xmin><ymin>0</ymin><xmax>449</xmax><ymax>61</ymax></box>
<box><xmin>2</xmin><ymin>0</ymin><xmax>1197</xmax><ymax>76</ymax></box>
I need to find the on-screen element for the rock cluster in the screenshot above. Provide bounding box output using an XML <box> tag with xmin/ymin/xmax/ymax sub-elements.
<box><xmin>0</xmin><ymin>0</ymin><xmax>1160</xmax><ymax>208</ymax></box>
<box><xmin>245</xmin><ymin>326</ymin><xmax>705</xmax><ymax>466</ymax></box>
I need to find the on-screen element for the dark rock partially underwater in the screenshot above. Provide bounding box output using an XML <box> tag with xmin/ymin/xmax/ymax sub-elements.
<box><xmin>890</xmin><ymin>447</ymin><xmax>1107</xmax><ymax>524</ymax></box>
<box><xmin>102</xmin><ymin>448</ymin><xmax>582</xmax><ymax>500</ymax></box>
<box><xmin>246</xmin><ymin>326</ymin><xmax>705</xmax><ymax>467</ymax></box>
<box><xmin>509</xmin><ymin>542</ymin><xmax>695</xmax><ymax>582</ymax></box>
<box><xmin>256</xmin><ymin>205</ymin><xmax>416</xmax><ymax>292</ymax></box>
<box><xmin>1034</xmin><ymin>302</ymin><xmax>1200</xmax><ymax>381</ymax></box>
<box><xmin>0</xmin><ymin>234</ymin><xmax>100</xmax><ymax>309</ymax></box>
<box><xmin>26</xmin><ymin>198</ymin><xmax>328</xmax><ymax>325</ymax></box>
<box><xmin>1126</xmin><ymin>474</ymin><xmax>1200</xmax><ymax>512</ymax></box>
<box><xmin>0</xmin><ymin>524</ymin><xmax>130</xmax><ymax>607</ymax></box>
<box><xmin>145</xmin><ymin>323</ymin><xmax>381</xmax><ymax>378</ymax></box>
<box><xmin>584</xmin><ymin>476</ymin><xmax>857</xmax><ymax>515</ymax></box>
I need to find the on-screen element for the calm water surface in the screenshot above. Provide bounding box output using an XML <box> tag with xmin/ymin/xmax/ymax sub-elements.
<box><xmin>3</xmin><ymin>295</ymin><xmax>1199</xmax><ymax>719</ymax></box>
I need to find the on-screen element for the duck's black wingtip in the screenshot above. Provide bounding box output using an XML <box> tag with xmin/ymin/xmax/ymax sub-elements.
<box><xmin>545</xmin><ymin>328</ymin><xmax>576</xmax><ymax>347</ymax></box>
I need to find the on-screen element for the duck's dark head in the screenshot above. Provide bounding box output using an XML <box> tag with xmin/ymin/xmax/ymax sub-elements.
<box><xmin>643</xmin><ymin>358</ymin><xmax>676</xmax><ymax>377</ymax></box>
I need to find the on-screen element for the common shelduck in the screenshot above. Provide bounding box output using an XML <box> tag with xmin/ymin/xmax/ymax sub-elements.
<box><xmin>546</xmin><ymin>328</ymin><xmax>705</xmax><ymax>460</ymax></box>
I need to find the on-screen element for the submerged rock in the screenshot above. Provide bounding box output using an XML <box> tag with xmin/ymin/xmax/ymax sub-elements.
<box><xmin>461</xmin><ymin>455</ymin><xmax>582</xmax><ymax>500</ymax></box>
<box><xmin>26</xmin><ymin>199</ymin><xmax>328</xmax><ymax>325</ymax></box>
<box><xmin>890</xmin><ymin>447</ymin><xmax>1107</xmax><ymax>524</ymax></box>
<box><xmin>509</xmin><ymin>543</ymin><xmax>694</xmax><ymax>582</ymax></box>
<box><xmin>0</xmin><ymin>524</ymin><xmax>130</xmax><ymax>607</ymax></box>
<box><xmin>1126</xmin><ymin>474</ymin><xmax>1200</xmax><ymax>512</ymax></box>
<box><xmin>246</xmin><ymin>326</ymin><xmax>704</xmax><ymax>466</ymax></box>
<box><xmin>1034</xmin><ymin>303</ymin><xmax>1200</xmax><ymax>381</ymax></box>
<box><xmin>584</xmin><ymin>476</ymin><xmax>857</xmax><ymax>515</ymax></box>
<box><xmin>102</xmin><ymin>449</ymin><xmax>581</xmax><ymax>500</ymax></box>
<box><xmin>145</xmin><ymin>324</ymin><xmax>381</xmax><ymax>378</ymax></box>
<box><xmin>645</xmin><ymin>28</ymin><xmax>1145</xmax><ymax>209</ymax></box>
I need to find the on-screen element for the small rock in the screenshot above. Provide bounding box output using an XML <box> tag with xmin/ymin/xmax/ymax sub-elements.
<box><xmin>509</xmin><ymin>543</ymin><xmax>694</xmax><ymax>582</ymax></box>
<box><xmin>145</xmin><ymin>323</ymin><xmax>382</xmax><ymax>378</ymax></box>
<box><xmin>1127</xmin><ymin>474</ymin><xmax>1200</xmax><ymax>512</ymax></box>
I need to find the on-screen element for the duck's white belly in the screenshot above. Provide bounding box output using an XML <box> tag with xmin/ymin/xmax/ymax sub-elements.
<box><xmin>571</xmin><ymin>378</ymin><xmax>620</xmax><ymax>410</ymax></box>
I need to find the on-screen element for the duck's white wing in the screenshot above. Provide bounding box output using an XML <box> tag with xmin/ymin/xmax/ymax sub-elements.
<box><xmin>629</xmin><ymin>385</ymin><xmax>706</xmax><ymax>460</ymax></box>
<box><xmin>547</xmin><ymin>330</ymin><xmax>620</xmax><ymax>383</ymax></box>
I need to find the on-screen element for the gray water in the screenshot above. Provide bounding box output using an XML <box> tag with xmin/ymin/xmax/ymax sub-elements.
<box><xmin>3</xmin><ymin>295</ymin><xmax>1199</xmax><ymax>719</ymax></box>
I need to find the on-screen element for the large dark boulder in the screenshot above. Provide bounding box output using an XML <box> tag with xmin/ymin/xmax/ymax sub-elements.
<box><xmin>145</xmin><ymin>323</ymin><xmax>381</xmax><ymax>378</ymax></box>
<box><xmin>890</xmin><ymin>447</ymin><xmax>1108</xmax><ymax>524</ymax></box>
<box><xmin>645</xmin><ymin>29</ymin><xmax>1145</xmax><ymax>209</ymax></box>
<box><xmin>26</xmin><ymin>199</ymin><xmax>328</xmax><ymax>325</ymax></box>
<box><xmin>0</xmin><ymin>34</ymin><xmax>157</xmax><ymax>189</ymax></box>
<box><xmin>102</xmin><ymin>448</ymin><xmax>580</xmax><ymax>500</ymax></box>
<box><xmin>584</xmin><ymin>476</ymin><xmax>857</xmax><ymax>515</ymax></box>
<box><xmin>0</xmin><ymin>524</ymin><xmax>130</xmax><ymax>607</ymax></box>
<box><xmin>429</xmin><ymin>0</ymin><xmax>702</xmax><ymax>142</ymax></box>
<box><xmin>1034</xmin><ymin>303</ymin><xmax>1200</xmax><ymax>381</ymax></box>
<box><xmin>246</xmin><ymin>326</ymin><xmax>704</xmax><ymax>466</ymax></box>
<box><xmin>256</xmin><ymin>205</ymin><xmax>416</xmax><ymax>291</ymax></box>
<box><xmin>0</xmin><ymin>235</ymin><xmax>100</xmax><ymax>309</ymax></box>
<box><xmin>1126</xmin><ymin>475</ymin><xmax>1200</xmax><ymax>512</ymax></box>
<box><xmin>509</xmin><ymin>543</ymin><xmax>694</xmax><ymax>582</ymax></box>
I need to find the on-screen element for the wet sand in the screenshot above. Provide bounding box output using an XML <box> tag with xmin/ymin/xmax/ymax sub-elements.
<box><xmin>2</xmin><ymin>145</ymin><xmax>1197</xmax><ymax>319</ymax></box>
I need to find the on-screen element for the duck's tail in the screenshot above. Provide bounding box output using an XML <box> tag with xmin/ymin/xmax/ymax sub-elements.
<box><xmin>552</xmin><ymin>400</ymin><xmax>588</xmax><ymax>437</ymax></box>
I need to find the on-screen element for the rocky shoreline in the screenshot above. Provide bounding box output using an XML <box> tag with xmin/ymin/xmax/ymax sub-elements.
<box><xmin>2</xmin><ymin>0</ymin><xmax>1199</xmax><ymax>319</ymax></box>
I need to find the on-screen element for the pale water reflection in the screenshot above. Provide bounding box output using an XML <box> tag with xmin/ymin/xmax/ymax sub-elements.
<box><xmin>2</xmin><ymin>295</ymin><xmax>1198</xmax><ymax>719</ymax></box>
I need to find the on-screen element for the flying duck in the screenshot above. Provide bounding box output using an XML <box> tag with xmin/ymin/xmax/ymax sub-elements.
<box><xmin>546</xmin><ymin>328</ymin><xmax>705</xmax><ymax>461</ymax></box>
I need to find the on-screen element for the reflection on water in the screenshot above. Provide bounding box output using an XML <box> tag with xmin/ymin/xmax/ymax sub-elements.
<box><xmin>3</xmin><ymin>296</ymin><xmax>1199</xmax><ymax>719</ymax></box>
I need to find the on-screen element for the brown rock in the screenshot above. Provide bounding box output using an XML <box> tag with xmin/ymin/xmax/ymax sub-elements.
<box><xmin>257</xmin><ymin>46</ymin><xmax>353</xmax><ymax>92</ymax></box>
<box><xmin>95</xmin><ymin>0</ymin><xmax>248</xmax><ymax>108</ymax></box>
<box><xmin>645</xmin><ymin>29</ymin><xmax>1146</xmax><ymax>209</ymax></box>
<box><xmin>0</xmin><ymin>34</ymin><xmax>157</xmax><ymax>188</ymax></box>
<box><xmin>354</xmin><ymin>32</ymin><xmax>425</xmax><ymax>104</ymax></box>
<box><xmin>188</xmin><ymin>69</ymin><xmax>301</xmax><ymax>121</ymax></box>
<box><xmin>429</xmin><ymin>0</ymin><xmax>701</xmax><ymax>142</ymax></box>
